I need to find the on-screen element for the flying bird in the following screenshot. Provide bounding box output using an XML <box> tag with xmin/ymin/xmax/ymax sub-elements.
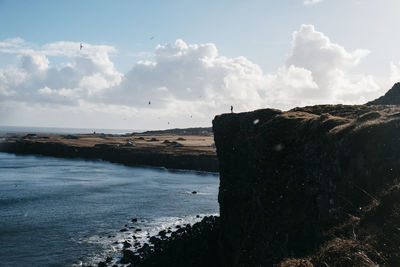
<box><xmin>80</xmin><ymin>43</ymin><xmax>83</xmax><ymax>50</ymax></box>
<box><xmin>150</xmin><ymin>36</ymin><xmax>155</xmax><ymax>40</ymax></box>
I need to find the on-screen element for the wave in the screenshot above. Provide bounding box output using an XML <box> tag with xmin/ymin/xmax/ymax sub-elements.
<box><xmin>76</xmin><ymin>213</ymin><xmax>219</xmax><ymax>266</ymax></box>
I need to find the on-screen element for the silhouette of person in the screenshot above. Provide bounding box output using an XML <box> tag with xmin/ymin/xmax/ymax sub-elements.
<box><xmin>230</xmin><ymin>105</ymin><xmax>233</xmax><ymax>113</ymax></box>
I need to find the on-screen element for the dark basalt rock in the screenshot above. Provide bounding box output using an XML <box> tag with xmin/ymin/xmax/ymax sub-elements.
<box><xmin>120</xmin><ymin>250</ymin><xmax>138</xmax><ymax>264</ymax></box>
<box><xmin>123</xmin><ymin>241</ymin><xmax>132</xmax><ymax>249</ymax></box>
<box><xmin>158</xmin><ymin>230</ymin><xmax>166</xmax><ymax>238</ymax></box>
<box><xmin>121</xmin><ymin>216</ymin><xmax>220</xmax><ymax>267</ymax></box>
<box><xmin>367</xmin><ymin>82</ymin><xmax>400</xmax><ymax>105</ymax></box>
<box><xmin>212</xmin><ymin>104</ymin><xmax>400</xmax><ymax>266</ymax></box>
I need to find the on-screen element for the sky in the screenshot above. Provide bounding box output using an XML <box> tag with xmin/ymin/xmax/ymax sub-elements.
<box><xmin>1</xmin><ymin>0</ymin><xmax>400</xmax><ymax>130</ymax></box>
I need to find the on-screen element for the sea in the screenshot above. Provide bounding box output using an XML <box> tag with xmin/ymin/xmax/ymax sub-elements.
<box><xmin>0</xmin><ymin>126</ymin><xmax>220</xmax><ymax>266</ymax></box>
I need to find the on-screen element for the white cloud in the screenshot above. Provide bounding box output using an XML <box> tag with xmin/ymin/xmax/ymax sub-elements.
<box><xmin>0</xmin><ymin>39</ymin><xmax>122</xmax><ymax>106</ymax></box>
<box><xmin>0</xmin><ymin>27</ymin><xmax>392</xmax><ymax>129</ymax></box>
<box><xmin>284</xmin><ymin>24</ymin><xmax>380</xmax><ymax>105</ymax></box>
<box><xmin>106</xmin><ymin>39</ymin><xmax>267</xmax><ymax>112</ymax></box>
<box><xmin>304</xmin><ymin>0</ymin><xmax>323</xmax><ymax>5</ymax></box>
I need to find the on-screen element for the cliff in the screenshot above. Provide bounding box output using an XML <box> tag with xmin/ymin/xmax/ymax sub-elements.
<box><xmin>212</xmin><ymin>104</ymin><xmax>400</xmax><ymax>266</ymax></box>
<box><xmin>118</xmin><ymin>104</ymin><xmax>400</xmax><ymax>266</ymax></box>
<box><xmin>367</xmin><ymin>82</ymin><xmax>400</xmax><ymax>105</ymax></box>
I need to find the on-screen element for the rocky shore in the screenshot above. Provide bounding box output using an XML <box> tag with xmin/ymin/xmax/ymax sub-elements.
<box><xmin>113</xmin><ymin>216</ymin><xmax>220</xmax><ymax>267</ymax></box>
<box><xmin>0</xmin><ymin>129</ymin><xmax>218</xmax><ymax>172</ymax></box>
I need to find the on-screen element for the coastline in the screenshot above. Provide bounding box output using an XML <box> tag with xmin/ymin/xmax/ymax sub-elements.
<box><xmin>0</xmin><ymin>130</ymin><xmax>218</xmax><ymax>172</ymax></box>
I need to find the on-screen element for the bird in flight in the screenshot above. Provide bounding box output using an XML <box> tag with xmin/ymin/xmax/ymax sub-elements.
<box><xmin>80</xmin><ymin>43</ymin><xmax>83</xmax><ymax>50</ymax></box>
<box><xmin>150</xmin><ymin>36</ymin><xmax>155</xmax><ymax>40</ymax></box>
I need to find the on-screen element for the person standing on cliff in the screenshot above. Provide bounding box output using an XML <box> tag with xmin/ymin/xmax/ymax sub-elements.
<box><xmin>231</xmin><ymin>105</ymin><xmax>233</xmax><ymax>113</ymax></box>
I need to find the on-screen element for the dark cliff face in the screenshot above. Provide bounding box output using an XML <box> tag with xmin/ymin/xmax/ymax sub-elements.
<box><xmin>212</xmin><ymin>105</ymin><xmax>400</xmax><ymax>266</ymax></box>
<box><xmin>367</xmin><ymin>82</ymin><xmax>400</xmax><ymax>105</ymax></box>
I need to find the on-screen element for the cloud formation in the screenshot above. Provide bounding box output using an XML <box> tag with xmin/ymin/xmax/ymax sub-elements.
<box><xmin>0</xmin><ymin>25</ymin><xmax>390</xmax><ymax>129</ymax></box>
<box><xmin>304</xmin><ymin>0</ymin><xmax>323</xmax><ymax>5</ymax></box>
<box><xmin>0</xmin><ymin>40</ymin><xmax>122</xmax><ymax>106</ymax></box>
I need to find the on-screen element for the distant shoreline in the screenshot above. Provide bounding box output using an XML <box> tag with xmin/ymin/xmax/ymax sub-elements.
<box><xmin>0</xmin><ymin>125</ymin><xmax>141</xmax><ymax>135</ymax></box>
<box><xmin>0</xmin><ymin>129</ymin><xmax>218</xmax><ymax>172</ymax></box>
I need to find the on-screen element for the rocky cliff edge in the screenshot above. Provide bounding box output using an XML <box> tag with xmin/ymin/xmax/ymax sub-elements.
<box><xmin>212</xmin><ymin>104</ymin><xmax>400</xmax><ymax>266</ymax></box>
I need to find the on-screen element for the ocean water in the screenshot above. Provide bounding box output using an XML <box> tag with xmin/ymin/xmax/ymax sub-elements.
<box><xmin>0</xmin><ymin>153</ymin><xmax>219</xmax><ymax>266</ymax></box>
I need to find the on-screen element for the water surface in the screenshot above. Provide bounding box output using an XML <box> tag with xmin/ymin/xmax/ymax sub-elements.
<box><xmin>0</xmin><ymin>153</ymin><xmax>219</xmax><ymax>266</ymax></box>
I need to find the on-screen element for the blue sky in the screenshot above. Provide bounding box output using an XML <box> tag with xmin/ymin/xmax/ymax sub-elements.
<box><xmin>1</xmin><ymin>0</ymin><xmax>400</xmax><ymax>129</ymax></box>
<box><xmin>1</xmin><ymin>0</ymin><xmax>398</xmax><ymax>74</ymax></box>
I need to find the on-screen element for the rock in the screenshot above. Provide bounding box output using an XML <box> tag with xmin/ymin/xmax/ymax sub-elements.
<box><xmin>149</xmin><ymin>236</ymin><xmax>159</xmax><ymax>244</ymax></box>
<box><xmin>120</xmin><ymin>228</ymin><xmax>128</xmax><ymax>232</ymax></box>
<box><xmin>131</xmin><ymin>218</ymin><xmax>138</xmax><ymax>223</ymax></box>
<box><xmin>158</xmin><ymin>230</ymin><xmax>166</xmax><ymax>238</ymax></box>
<box><xmin>212</xmin><ymin>104</ymin><xmax>400</xmax><ymax>266</ymax></box>
<box><xmin>135</xmin><ymin>228</ymin><xmax>142</xmax><ymax>232</ymax></box>
<box><xmin>176</xmin><ymin>137</ymin><xmax>186</xmax><ymax>141</ymax></box>
<box><xmin>123</xmin><ymin>241</ymin><xmax>132</xmax><ymax>249</ymax></box>
<box><xmin>98</xmin><ymin>261</ymin><xmax>107</xmax><ymax>267</ymax></box>
<box><xmin>148</xmin><ymin>137</ymin><xmax>159</xmax><ymax>142</ymax></box>
<box><xmin>63</xmin><ymin>134</ymin><xmax>79</xmax><ymax>139</ymax></box>
<box><xmin>121</xmin><ymin>216</ymin><xmax>220</xmax><ymax>266</ymax></box>
<box><xmin>191</xmin><ymin>191</ymin><xmax>197</xmax><ymax>194</ymax></box>
<box><xmin>23</xmin><ymin>133</ymin><xmax>37</xmax><ymax>139</ymax></box>
<box><xmin>121</xmin><ymin>141</ymin><xmax>135</xmax><ymax>147</ymax></box>
<box><xmin>106</xmin><ymin>257</ymin><xmax>112</xmax><ymax>263</ymax></box>
<box><xmin>120</xmin><ymin>250</ymin><xmax>137</xmax><ymax>264</ymax></box>
<box><xmin>367</xmin><ymin>82</ymin><xmax>400</xmax><ymax>105</ymax></box>
<box><xmin>170</xmin><ymin>141</ymin><xmax>183</xmax><ymax>147</ymax></box>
